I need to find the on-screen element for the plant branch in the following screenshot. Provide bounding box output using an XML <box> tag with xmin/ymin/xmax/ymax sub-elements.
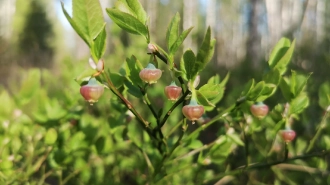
<box><xmin>203</xmin><ymin>150</ymin><xmax>330</xmax><ymax>184</ymax></box>
<box><xmin>168</xmin><ymin>139</ymin><xmax>218</xmax><ymax>164</ymax></box>
<box><xmin>102</xmin><ymin>73</ymin><xmax>154</xmax><ymax>138</ymax></box>
<box><xmin>141</xmin><ymin>86</ymin><xmax>159</xmax><ymax>124</ymax></box>
<box><xmin>240</xmin><ymin>122</ymin><xmax>250</xmax><ymax>167</ymax></box>
<box><xmin>159</xmin><ymin>90</ymin><xmax>190</xmax><ymax>128</ymax></box>
<box><xmin>284</xmin><ymin>143</ymin><xmax>289</xmax><ymax>161</ymax></box>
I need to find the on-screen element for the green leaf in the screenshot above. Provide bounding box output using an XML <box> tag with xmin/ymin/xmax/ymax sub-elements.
<box><xmin>169</xmin><ymin>27</ymin><xmax>194</xmax><ymax>54</ymax></box>
<box><xmin>256</xmin><ymin>83</ymin><xmax>277</xmax><ymax>102</ymax></box>
<box><xmin>219</xmin><ymin>73</ymin><xmax>230</xmax><ymax>87</ymax></box>
<box><xmin>289</xmin><ymin>94</ymin><xmax>309</xmax><ymax>114</ymax></box>
<box><xmin>187</xmin><ymin>140</ymin><xmax>203</xmax><ymax>149</ymax></box>
<box><xmin>318</xmin><ymin>81</ymin><xmax>330</xmax><ymax>110</ymax></box>
<box><xmin>194</xmin><ymin>27</ymin><xmax>216</xmax><ymax>76</ymax></box>
<box><xmin>114</xmin><ymin>1</ymin><xmax>136</xmax><ymax>16</ymax></box>
<box><xmin>73</xmin><ymin>0</ymin><xmax>104</xmax><ymax>39</ymax></box>
<box><xmin>273</xmin><ymin>39</ymin><xmax>296</xmax><ymax>74</ymax></box>
<box><xmin>62</xmin><ymin>0</ymin><xmax>105</xmax><ymax>46</ymax></box>
<box><xmin>241</xmin><ymin>79</ymin><xmax>255</xmax><ymax>97</ymax></box>
<box><xmin>124</xmin><ymin>55</ymin><xmax>143</xmax><ymax>86</ymax></box>
<box><xmin>207</xmin><ymin>74</ymin><xmax>220</xmax><ymax>85</ymax></box>
<box><xmin>124</xmin><ymin>80</ymin><xmax>142</xmax><ymax>98</ymax></box>
<box><xmin>61</xmin><ymin>2</ymin><xmax>91</xmax><ymax>46</ymax></box>
<box><xmin>290</xmin><ymin>70</ymin><xmax>311</xmax><ymax>97</ymax></box>
<box><xmin>183</xmin><ymin>49</ymin><xmax>196</xmax><ymax>80</ymax></box>
<box><xmin>91</xmin><ymin>24</ymin><xmax>107</xmax><ymax>60</ymax></box>
<box><xmin>166</xmin><ymin>13</ymin><xmax>180</xmax><ymax>51</ymax></box>
<box><xmin>196</xmin><ymin>90</ymin><xmax>216</xmax><ymax>110</ymax></box>
<box><xmin>196</xmin><ymin>75</ymin><xmax>226</xmax><ymax>111</ymax></box>
<box><xmin>110</xmin><ymin>72</ymin><xmax>125</xmax><ymax>88</ymax></box>
<box><xmin>248</xmin><ymin>81</ymin><xmax>265</xmax><ymax>101</ymax></box>
<box><xmin>279</xmin><ymin>77</ymin><xmax>293</xmax><ymax>101</ymax></box>
<box><xmin>125</xmin><ymin>0</ymin><xmax>147</xmax><ymax>23</ymax></box>
<box><xmin>45</xmin><ymin>128</ymin><xmax>58</xmax><ymax>145</ymax></box>
<box><xmin>106</xmin><ymin>9</ymin><xmax>148</xmax><ymax>39</ymax></box>
<box><xmin>75</xmin><ymin>68</ymin><xmax>95</xmax><ymax>85</ymax></box>
<box><xmin>114</xmin><ymin>0</ymin><xmax>147</xmax><ymax>24</ymax></box>
<box><xmin>268</xmin><ymin>38</ymin><xmax>291</xmax><ymax>68</ymax></box>
<box><xmin>226</xmin><ymin>133</ymin><xmax>244</xmax><ymax>146</ymax></box>
<box><xmin>263</xmin><ymin>68</ymin><xmax>281</xmax><ymax>85</ymax></box>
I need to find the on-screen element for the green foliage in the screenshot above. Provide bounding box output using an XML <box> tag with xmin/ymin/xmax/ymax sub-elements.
<box><xmin>3</xmin><ymin>0</ymin><xmax>330</xmax><ymax>184</ymax></box>
<box><xmin>268</xmin><ymin>38</ymin><xmax>296</xmax><ymax>74</ymax></box>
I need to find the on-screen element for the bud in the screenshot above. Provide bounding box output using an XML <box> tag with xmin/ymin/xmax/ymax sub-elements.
<box><xmin>164</xmin><ymin>81</ymin><xmax>182</xmax><ymax>101</ymax></box>
<box><xmin>250</xmin><ymin>102</ymin><xmax>269</xmax><ymax>119</ymax></box>
<box><xmin>139</xmin><ymin>63</ymin><xmax>162</xmax><ymax>84</ymax></box>
<box><xmin>147</xmin><ymin>43</ymin><xmax>158</xmax><ymax>54</ymax></box>
<box><xmin>182</xmin><ymin>99</ymin><xmax>205</xmax><ymax>124</ymax></box>
<box><xmin>80</xmin><ymin>78</ymin><xmax>104</xmax><ymax>105</ymax></box>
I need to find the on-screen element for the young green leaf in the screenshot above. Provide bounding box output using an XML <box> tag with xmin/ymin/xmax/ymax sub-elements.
<box><xmin>241</xmin><ymin>79</ymin><xmax>255</xmax><ymax>96</ymax></box>
<box><xmin>91</xmin><ymin>24</ymin><xmax>107</xmax><ymax>60</ymax></box>
<box><xmin>227</xmin><ymin>133</ymin><xmax>244</xmax><ymax>146</ymax></box>
<box><xmin>73</xmin><ymin>0</ymin><xmax>104</xmax><ymax>39</ymax></box>
<box><xmin>279</xmin><ymin>77</ymin><xmax>293</xmax><ymax>101</ymax></box>
<box><xmin>170</xmin><ymin>27</ymin><xmax>194</xmax><ymax>54</ymax></box>
<box><xmin>290</xmin><ymin>70</ymin><xmax>312</xmax><ymax>97</ymax></box>
<box><xmin>110</xmin><ymin>72</ymin><xmax>125</xmax><ymax>88</ymax></box>
<box><xmin>263</xmin><ymin>68</ymin><xmax>281</xmax><ymax>85</ymax></box>
<box><xmin>125</xmin><ymin>0</ymin><xmax>147</xmax><ymax>23</ymax></box>
<box><xmin>124</xmin><ymin>55</ymin><xmax>143</xmax><ymax>86</ymax></box>
<box><xmin>61</xmin><ymin>2</ymin><xmax>91</xmax><ymax>46</ymax></box>
<box><xmin>318</xmin><ymin>81</ymin><xmax>330</xmax><ymax>110</ymax></box>
<box><xmin>166</xmin><ymin>13</ymin><xmax>180</xmax><ymax>51</ymax></box>
<box><xmin>248</xmin><ymin>81</ymin><xmax>265</xmax><ymax>101</ymax></box>
<box><xmin>106</xmin><ymin>9</ymin><xmax>148</xmax><ymax>39</ymax></box>
<box><xmin>273</xmin><ymin>39</ymin><xmax>296</xmax><ymax>74</ymax></box>
<box><xmin>194</xmin><ymin>27</ymin><xmax>216</xmax><ymax>75</ymax></box>
<box><xmin>75</xmin><ymin>68</ymin><xmax>96</xmax><ymax>85</ymax></box>
<box><xmin>289</xmin><ymin>94</ymin><xmax>309</xmax><ymax>114</ymax></box>
<box><xmin>114</xmin><ymin>1</ymin><xmax>136</xmax><ymax>16</ymax></box>
<box><xmin>256</xmin><ymin>84</ymin><xmax>277</xmax><ymax>102</ymax></box>
<box><xmin>62</xmin><ymin>0</ymin><xmax>105</xmax><ymax>46</ymax></box>
<box><xmin>183</xmin><ymin>49</ymin><xmax>196</xmax><ymax>80</ymax></box>
<box><xmin>196</xmin><ymin>91</ymin><xmax>216</xmax><ymax>111</ymax></box>
<box><xmin>219</xmin><ymin>73</ymin><xmax>230</xmax><ymax>87</ymax></box>
<box><xmin>268</xmin><ymin>37</ymin><xmax>291</xmax><ymax>68</ymax></box>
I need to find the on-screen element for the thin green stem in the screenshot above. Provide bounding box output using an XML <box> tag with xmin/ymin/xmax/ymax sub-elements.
<box><xmin>306</xmin><ymin>110</ymin><xmax>329</xmax><ymax>152</ymax></box>
<box><xmin>168</xmin><ymin>139</ymin><xmax>218</xmax><ymax>164</ymax></box>
<box><xmin>154</xmin><ymin>51</ymin><xmax>186</xmax><ymax>93</ymax></box>
<box><xmin>159</xmin><ymin>90</ymin><xmax>190</xmax><ymax>128</ymax></box>
<box><xmin>165</xmin><ymin>120</ymin><xmax>183</xmax><ymax>138</ymax></box>
<box><xmin>102</xmin><ymin>73</ymin><xmax>155</xmax><ymax>138</ymax></box>
<box><xmin>284</xmin><ymin>143</ymin><xmax>289</xmax><ymax>161</ymax></box>
<box><xmin>153</xmin><ymin>121</ymin><xmax>187</xmax><ymax>182</ymax></box>
<box><xmin>183</xmin><ymin>105</ymin><xmax>235</xmax><ymax>142</ymax></box>
<box><xmin>144</xmin><ymin>93</ymin><xmax>159</xmax><ymax>124</ymax></box>
<box><xmin>241</xmin><ymin>122</ymin><xmax>250</xmax><ymax>167</ymax></box>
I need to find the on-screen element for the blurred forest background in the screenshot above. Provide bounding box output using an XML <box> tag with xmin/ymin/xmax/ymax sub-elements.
<box><xmin>1</xmin><ymin>0</ymin><xmax>330</xmax><ymax>117</ymax></box>
<box><xmin>1</xmin><ymin>0</ymin><xmax>330</xmax><ymax>85</ymax></box>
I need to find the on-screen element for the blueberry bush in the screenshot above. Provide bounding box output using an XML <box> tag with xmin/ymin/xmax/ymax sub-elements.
<box><xmin>1</xmin><ymin>0</ymin><xmax>330</xmax><ymax>184</ymax></box>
